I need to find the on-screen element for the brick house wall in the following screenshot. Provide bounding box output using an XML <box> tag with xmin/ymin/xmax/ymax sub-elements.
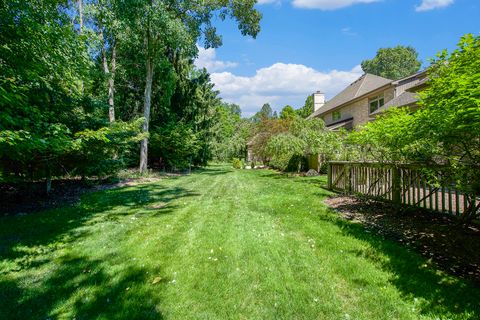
<box><xmin>322</xmin><ymin>87</ymin><xmax>395</xmax><ymax>128</ymax></box>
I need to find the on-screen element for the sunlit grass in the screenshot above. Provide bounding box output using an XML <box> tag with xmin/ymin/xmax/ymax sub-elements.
<box><xmin>1</xmin><ymin>165</ymin><xmax>479</xmax><ymax>319</ymax></box>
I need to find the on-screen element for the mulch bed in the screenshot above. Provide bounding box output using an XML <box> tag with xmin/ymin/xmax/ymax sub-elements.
<box><xmin>324</xmin><ymin>195</ymin><xmax>480</xmax><ymax>285</ymax></box>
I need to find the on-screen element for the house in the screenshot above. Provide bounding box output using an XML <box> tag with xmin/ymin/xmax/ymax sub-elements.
<box><xmin>308</xmin><ymin>70</ymin><xmax>428</xmax><ymax>130</ymax></box>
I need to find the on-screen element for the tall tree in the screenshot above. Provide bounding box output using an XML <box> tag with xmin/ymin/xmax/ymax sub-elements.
<box><xmin>77</xmin><ymin>0</ymin><xmax>84</xmax><ymax>32</ymax></box>
<box><xmin>260</xmin><ymin>103</ymin><xmax>273</xmax><ymax>119</ymax></box>
<box><xmin>280</xmin><ymin>105</ymin><xmax>296</xmax><ymax>119</ymax></box>
<box><xmin>296</xmin><ymin>95</ymin><xmax>314</xmax><ymax>118</ymax></box>
<box><xmin>252</xmin><ymin>103</ymin><xmax>273</xmax><ymax>122</ymax></box>
<box><xmin>0</xmin><ymin>0</ymin><xmax>143</xmax><ymax>192</ymax></box>
<box><xmin>130</xmin><ymin>0</ymin><xmax>262</xmax><ymax>172</ymax></box>
<box><xmin>85</xmin><ymin>0</ymin><xmax>120</xmax><ymax>122</ymax></box>
<box><xmin>361</xmin><ymin>45</ymin><xmax>422</xmax><ymax>80</ymax></box>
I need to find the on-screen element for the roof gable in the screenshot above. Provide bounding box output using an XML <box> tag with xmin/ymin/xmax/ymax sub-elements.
<box><xmin>309</xmin><ymin>73</ymin><xmax>392</xmax><ymax>118</ymax></box>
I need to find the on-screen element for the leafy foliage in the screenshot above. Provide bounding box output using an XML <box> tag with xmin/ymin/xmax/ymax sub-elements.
<box><xmin>251</xmin><ymin>117</ymin><xmax>342</xmax><ymax>172</ymax></box>
<box><xmin>210</xmin><ymin>103</ymin><xmax>252</xmax><ymax>162</ymax></box>
<box><xmin>266</xmin><ymin>133</ymin><xmax>305</xmax><ymax>171</ymax></box>
<box><xmin>0</xmin><ymin>0</ymin><xmax>263</xmax><ymax>188</ymax></box>
<box><xmin>348</xmin><ymin>108</ymin><xmax>422</xmax><ymax>163</ymax></box>
<box><xmin>351</xmin><ymin>34</ymin><xmax>480</xmax><ymax>221</ymax></box>
<box><xmin>296</xmin><ymin>95</ymin><xmax>314</xmax><ymax>118</ymax></box>
<box><xmin>252</xmin><ymin>103</ymin><xmax>273</xmax><ymax>122</ymax></box>
<box><xmin>232</xmin><ymin>158</ymin><xmax>244</xmax><ymax>169</ymax></box>
<box><xmin>150</xmin><ymin>122</ymin><xmax>200</xmax><ymax>170</ymax></box>
<box><xmin>361</xmin><ymin>45</ymin><xmax>422</xmax><ymax>80</ymax></box>
<box><xmin>415</xmin><ymin>34</ymin><xmax>480</xmax><ymax>220</ymax></box>
<box><xmin>0</xmin><ymin>0</ymin><xmax>141</xmax><ymax>187</ymax></box>
<box><xmin>280</xmin><ymin>105</ymin><xmax>297</xmax><ymax>120</ymax></box>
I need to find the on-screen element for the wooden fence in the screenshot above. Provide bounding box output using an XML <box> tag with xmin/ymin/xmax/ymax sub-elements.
<box><xmin>327</xmin><ymin>161</ymin><xmax>479</xmax><ymax>217</ymax></box>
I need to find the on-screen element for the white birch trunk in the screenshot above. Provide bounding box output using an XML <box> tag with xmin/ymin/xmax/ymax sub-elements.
<box><xmin>78</xmin><ymin>0</ymin><xmax>83</xmax><ymax>32</ymax></box>
<box><xmin>108</xmin><ymin>43</ymin><xmax>116</xmax><ymax>122</ymax></box>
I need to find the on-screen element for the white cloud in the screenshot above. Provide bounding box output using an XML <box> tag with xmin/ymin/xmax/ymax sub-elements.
<box><xmin>292</xmin><ymin>0</ymin><xmax>380</xmax><ymax>10</ymax></box>
<box><xmin>210</xmin><ymin>63</ymin><xmax>363</xmax><ymax>116</ymax></box>
<box><xmin>194</xmin><ymin>47</ymin><xmax>238</xmax><ymax>72</ymax></box>
<box><xmin>415</xmin><ymin>0</ymin><xmax>454</xmax><ymax>12</ymax></box>
<box><xmin>341</xmin><ymin>27</ymin><xmax>357</xmax><ymax>36</ymax></box>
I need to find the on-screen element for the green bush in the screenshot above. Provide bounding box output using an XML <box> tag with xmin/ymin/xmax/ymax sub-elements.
<box><xmin>149</xmin><ymin>122</ymin><xmax>200</xmax><ymax>170</ymax></box>
<box><xmin>266</xmin><ymin>133</ymin><xmax>304</xmax><ymax>171</ymax></box>
<box><xmin>232</xmin><ymin>158</ymin><xmax>244</xmax><ymax>169</ymax></box>
<box><xmin>286</xmin><ymin>155</ymin><xmax>308</xmax><ymax>173</ymax></box>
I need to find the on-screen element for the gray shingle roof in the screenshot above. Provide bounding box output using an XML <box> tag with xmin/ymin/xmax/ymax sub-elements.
<box><xmin>370</xmin><ymin>91</ymin><xmax>419</xmax><ymax>116</ymax></box>
<box><xmin>308</xmin><ymin>73</ymin><xmax>392</xmax><ymax>119</ymax></box>
<box><xmin>405</xmin><ymin>77</ymin><xmax>429</xmax><ymax>92</ymax></box>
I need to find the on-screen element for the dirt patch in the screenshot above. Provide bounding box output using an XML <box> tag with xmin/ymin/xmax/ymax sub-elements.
<box><xmin>146</xmin><ymin>202</ymin><xmax>168</xmax><ymax>210</ymax></box>
<box><xmin>325</xmin><ymin>195</ymin><xmax>480</xmax><ymax>285</ymax></box>
<box><xmin>0</xmin><ymin>176</ymin><xmax>163</xmax><ymax>216</ymax></box>
<box><xmin>93</xmin><ymin>177</ymin><xmax>163</xmax><ymax>191</ymax></box>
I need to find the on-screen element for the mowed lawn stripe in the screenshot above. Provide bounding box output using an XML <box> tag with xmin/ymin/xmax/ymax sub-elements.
<box><xmin>0</xmin><ymin>166</ymin><xmax>479</xmax><ymax>320</ymax></box>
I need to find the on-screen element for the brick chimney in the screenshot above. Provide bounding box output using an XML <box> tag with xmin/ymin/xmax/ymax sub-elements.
<box><xmin>313</xmin><ymin>91</ymin><xmax>325</xmax><ymax>112</ymax></box>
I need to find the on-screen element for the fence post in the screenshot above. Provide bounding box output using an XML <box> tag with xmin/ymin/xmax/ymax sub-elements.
<box><xmin>346</xmin><ymin>165</ymin><xmax>352</xmax><ymax>193</ymax></box>
<box><xmin>392</xmin><ymin>167</ymin><xmax>401</xmax><ymax>205</ymax></box>
<box><xmin>327</xmin><ymin>163</ymin><xmax>332</xmax><ymax>190</ymax></box>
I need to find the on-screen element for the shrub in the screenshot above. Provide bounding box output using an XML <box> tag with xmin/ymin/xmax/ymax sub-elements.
<box><xmin>232</xmin><ymin>158</ymin><xmax>244</xmax><ymax>169</ymax></box>
<box><xmin>266</xmin><ymin>133</ymin><xmax>304</xmax><ymax>171</ymax></box>
<box><xmin>149</xmin><ymin>122</ymin><xmax>200</xmax><ymax>170</ymax></box>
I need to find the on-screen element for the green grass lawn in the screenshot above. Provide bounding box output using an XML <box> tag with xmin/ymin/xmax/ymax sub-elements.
<box><xmin>1</xmin><ymin>165</ymin><xmax>479</xmax><ymax>319</ymax></box>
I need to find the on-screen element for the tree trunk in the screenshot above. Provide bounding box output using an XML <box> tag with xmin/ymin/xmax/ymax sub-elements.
<box><xmin>45</xmin><ymin>163</ymin><xmax>52</xmax><ymax>195</ymax></box>
<box><xmin>139</xmin><ymin>3</ymin><xmax>154</xmax><ymax>173</ymax></box>
<box><xmin>78</xmin><ymin>0</ymin><xmax>83</xmax><ymax>32</ymax></box>
<box><xmin>139</xmin><ymin>54</ymin><xmax>153</xmax><ymax>173</ymax></box>
<box><xmin>77</xmin><ymin>0</ymin><xmax>84</xmax><ymax>93</ymax></box>
<box><xmin>102</xmin><ymin>34</ymin><xmax>116</xmax><ymax>122</ymax></box>
<box><xmin>108</xmin><ymin>42</ymin><xmax>116</xmax><ymax>122</ymax></box>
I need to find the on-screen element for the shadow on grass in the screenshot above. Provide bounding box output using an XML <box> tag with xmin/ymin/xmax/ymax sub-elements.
<box><xmin>0</xmin><ymin>254</ymin><xmax>165</xmax><ymax>319</ymax></box>
<box><xmin>84</xmin><ymin>185</ymin><xmax>199</xmax><ymax>218</ymax></box>
<box><xmin>330</xmin><ymin>214</ymin><xmax>480</xmax><ymax>318</ymax></box>
<box><xmin>257</xmin><ymin>171</ymin><xmax>293</xmax><ymax>180</ymax></box>
<box><xmin>0</xmin><ymin>183</ymin><xmax>198</xmax><ymax>257</ymax></box>
<box><xmin>194</xmin><ymin>166</ymin><xmax>231</xmax><ymax>176</ymax></box>
<box><xmin>257</xmin><ymin>170</ymin><xmax>329</xmax><ymax>190</ymax></box>
<box><xmin>0</xmin><ymin>181</ymin><xmax>199</xmax><ymax>319</ymax></box>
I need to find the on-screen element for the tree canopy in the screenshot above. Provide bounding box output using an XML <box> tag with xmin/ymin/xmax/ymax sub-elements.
<box><xmin>0</xmin><ymin>0</ymin><xmax>262</xmax><ymax>191</ymax></box>
<box><xmin>296</xmin><ymin>95</ymin><xmax>314</xmax><ymax>118</ymax></box>
<box><xmin>361</xmin><ymin>45</ymin><xmax>422</xmax><ymax>80</ymax></box>
<box><xmin>280</xmin><ymin>105</ymin><xmax>297</xmax><ymax>119</ymax></box>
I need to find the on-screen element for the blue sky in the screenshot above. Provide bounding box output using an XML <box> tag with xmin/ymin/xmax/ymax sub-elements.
<box><xmin>194</xmin><ymin>0</ymin><xmax>479</xmax><ymax>116</ymax></box>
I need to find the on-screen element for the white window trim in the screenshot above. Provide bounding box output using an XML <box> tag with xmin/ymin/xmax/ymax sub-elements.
<box><xmin>369</xmin><ymin>94</ymin><xmax>385</xmax><ymax>114</ymax></box>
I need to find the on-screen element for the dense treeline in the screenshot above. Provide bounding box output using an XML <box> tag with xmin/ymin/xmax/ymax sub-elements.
<box><xmin>0</xmin><ymin>0</ymin><xmax>261</xmax><ymax>191</ymax></box>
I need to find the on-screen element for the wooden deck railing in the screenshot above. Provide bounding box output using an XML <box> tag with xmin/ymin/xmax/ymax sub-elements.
<box><xmin>327</xmin><ymin>161</ymin><xmax>479</xmax><ymax>217</ymax></box>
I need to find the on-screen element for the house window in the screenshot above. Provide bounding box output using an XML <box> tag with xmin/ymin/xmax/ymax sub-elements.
<box><xmin>332</xmin><ymin>111</ymin><xmax>341</xmax><ymax>121</ymax></box>
<box><xmin>369</xmin><ymin>95</ymin><xmax>385</xmax><ymax>113</ymax></box>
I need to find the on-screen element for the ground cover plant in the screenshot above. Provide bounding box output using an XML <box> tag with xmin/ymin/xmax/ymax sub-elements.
<box><xmin>1</xmin><ymin>166</ymin><xmax>479</xmax><ymax>319</ymax></box>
